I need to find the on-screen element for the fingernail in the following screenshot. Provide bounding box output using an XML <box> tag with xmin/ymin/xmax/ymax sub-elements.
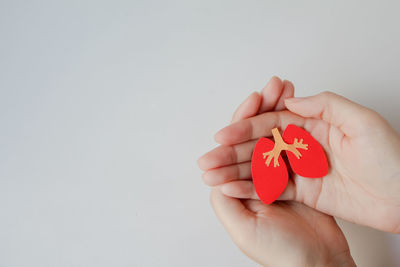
<box><xmin>283</xmin><ymin>79</ymin><xmax>293</xmax><ymax>85</ymax></box>
<box><xmin>270</xmin><ymin>75</ymin><xmax>281</xmax><ymax>81</ymax></box>
<box><xmin>265</xmin><ymin>76</ymin><xmax>281</xmax><ymax>88</ymax></box>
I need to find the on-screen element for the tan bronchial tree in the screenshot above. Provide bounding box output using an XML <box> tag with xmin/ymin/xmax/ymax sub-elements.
<box><xmin>263</xmin><ymin>128</ymin><xmax>308</xmax><ymax>167</ymax></box>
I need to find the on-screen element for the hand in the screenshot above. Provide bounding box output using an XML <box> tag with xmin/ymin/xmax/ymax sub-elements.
<box><xmin>199</xmin><ymin>77</ymin><xmax>355</xmax><ymax>266</ymax></box>
<box><xmin>199</xmin><ymin>87</ymin><xmax>400</xmax><ymax>234</ymax></box>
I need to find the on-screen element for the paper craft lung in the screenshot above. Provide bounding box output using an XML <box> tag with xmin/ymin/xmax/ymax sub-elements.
<box><xmin>251</xmin><ymin>124</ymin><xmax>329</xmax><ymax>204</ymax></box>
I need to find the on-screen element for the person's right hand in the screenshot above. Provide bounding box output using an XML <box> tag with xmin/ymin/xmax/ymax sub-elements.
<box><xmin>199</xmin><ymin>91</ymin><xmax>400</xmax><ymax>233</ymax></box>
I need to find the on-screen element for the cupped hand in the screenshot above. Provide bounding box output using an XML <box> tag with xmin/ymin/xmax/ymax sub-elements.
<box><xmin>199</xmin><ymin>77</ymin><xmax>355</xmax><ymax>266</ymax></box>
<box><xmin>210</xmin><ymin>189</ymin><xmax>354</xmax><ymax>267</ymax></box>
<box><xmin>199</xmin><ymin>85</ymin><xmax>400</xmax><ymax>234</ymax></box>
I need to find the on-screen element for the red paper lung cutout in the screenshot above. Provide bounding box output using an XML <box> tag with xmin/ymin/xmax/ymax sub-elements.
<box><xmin>283</xmin><ymin>125</ymin><xmax>329</xmax><ymax>178</ymax></box>
<box><xmin>251</xmin><ymin>138</ymin><xmax>288</xmax><ymax>204</ymax></box>
<box><xmin>251</xmin><ymin>124</ymin><xmax>328</xmax><ymax>204</ymax></box>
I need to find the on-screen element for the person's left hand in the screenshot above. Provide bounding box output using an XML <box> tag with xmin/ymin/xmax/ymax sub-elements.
<box><xmin>199</xmin><ymin>77</ymin><xmax>355</xmax><ymax>266</ymax></box>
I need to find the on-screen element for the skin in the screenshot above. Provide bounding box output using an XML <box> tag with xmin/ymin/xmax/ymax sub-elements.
<box><xmin>198</xmin><ymin>76</ymin><xmax>400</xmax><ymax>266</ymax></box>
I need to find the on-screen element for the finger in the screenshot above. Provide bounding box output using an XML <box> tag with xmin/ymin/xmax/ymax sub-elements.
<box><xmin>197</xmin><ymin>140</ymin><xmax>257</xmax><ymax>171</ymax></box>
<box><xmin>210</xmin><ymin>188</ymin><xmax>255</xmax><ymax>242</ymax></box>
<box><xmin>231</xmin><ymin>92</ymin><xmax>262</xmax><ymax>123</ymax></box>
<box><xmin>202</xmin><ymin>161</ymin><xmax>251</xmax><ymax>186</ymax></box>
<box><xmin>284</xmin><ymin>91</ymin><xmax>371</xmax><ymax>137</ymax></box>
<box><xmin>231</xmin><ymin>76</ymin><xmax>287</xmax><ymax>123</ymax></box>
<box><xmin>274</xmin><ymin>80</ymin><xmax>294</xmax><ymax>111</ymax></box>
<box><xmin>219</xmin><ymin>180</ymin><xmax>297</xmax><ymax>201</ymax></box>
<box><xmin>214</xmin><ymin>110</ymin><xmax>305</xmax><ymax>146</ymax></box>
<box><xmin>219</xmin><ymin>180</ymin><xmax>259</xmax><ymax>199</ymax></box>
<box><xmin>258</xmin><ymin>76</ymin><xmax>284</xmax><ymax>113</ymax></box>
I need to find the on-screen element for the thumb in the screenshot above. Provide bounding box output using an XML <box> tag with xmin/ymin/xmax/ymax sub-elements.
<box><xmin>284</xmin><ymin>91</ymin><xmax>372</xmax><ymax>137</ymax></box>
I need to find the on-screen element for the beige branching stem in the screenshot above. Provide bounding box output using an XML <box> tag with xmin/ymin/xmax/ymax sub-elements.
<box><xmin>262</xmin><ymin>128</ymin><xmax>308</xmax><ymax>167</ymax></box>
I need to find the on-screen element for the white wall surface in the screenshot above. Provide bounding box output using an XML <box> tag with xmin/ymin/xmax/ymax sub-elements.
<box><xmin>1</xmin><ymin>0</ymin><xmax>400</xmax><ymax>266</ymax></box>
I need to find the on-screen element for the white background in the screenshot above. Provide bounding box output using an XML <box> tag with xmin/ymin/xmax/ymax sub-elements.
<box><xmin>1</xmin><ymin>0</ymin><xmax>400</xmax><ymax>266</ymax></box>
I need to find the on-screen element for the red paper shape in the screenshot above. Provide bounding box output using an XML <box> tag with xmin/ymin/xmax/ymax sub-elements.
<box><xmin>251</xmin><ymin>124</ymin><xmax>329</xmax><ymax>204</ymax></box>
<box><xmin>251</xmin><ymin>137</ymin><xmax>288</xmax><ymax>205</ymax></box>
<box><xmin>283</xmin><ymin>125</ymin><xmax>329</xmax><ymax>178</ymax></box>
